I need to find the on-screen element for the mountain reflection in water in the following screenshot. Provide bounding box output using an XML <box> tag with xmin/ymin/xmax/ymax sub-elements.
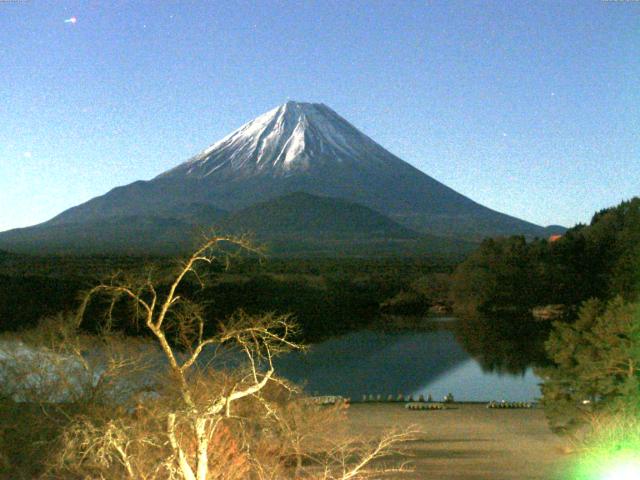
<box><xmin>275</xmin><ymin>318</ymin><xmax>544</xmax><ymax>401</ymax></box>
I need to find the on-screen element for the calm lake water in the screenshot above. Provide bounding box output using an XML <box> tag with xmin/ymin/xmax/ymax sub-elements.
<box><xmin>275</xmin><ymin>319</ymin><xmax>541</xmax><ymax>402</ymax></box>
<box><xmin>0</xmin><ymin>318</ymin><xmax>541</xmax><ymax>403</ymax></box>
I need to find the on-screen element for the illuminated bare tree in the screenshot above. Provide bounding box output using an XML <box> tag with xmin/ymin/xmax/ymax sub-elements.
<box><xmin>73</xmin><ymin>236</ymin><xmax>300</xmax><ymax>479</ymax></box>
<box><xmin>30</xmin><ymin>234</ymin><xmax>420</xmax><ymax>480</ymax></box>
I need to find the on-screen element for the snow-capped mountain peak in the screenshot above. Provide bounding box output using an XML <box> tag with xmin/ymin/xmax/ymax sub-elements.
<box><xmin>160</xmin><ymin>101</ymin><xmax>390</xmax><ymax>179</ymax></box>
<box><xmin>0</xmin><ymin>100</ymin><xmax>556</xmax><ymax>249</ymax></box>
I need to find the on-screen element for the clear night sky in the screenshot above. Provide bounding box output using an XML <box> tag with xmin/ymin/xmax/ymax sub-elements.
<box><xmin>1</xmin><ymin>0</ymin><xmax>638</xmax><ymax>233</ymax></box>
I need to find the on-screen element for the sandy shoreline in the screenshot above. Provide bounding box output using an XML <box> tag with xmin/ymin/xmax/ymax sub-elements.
<box><xmin>345</xmin><ymin>403</ymin><xmax>572</xmax><ymax>479</ymax></box>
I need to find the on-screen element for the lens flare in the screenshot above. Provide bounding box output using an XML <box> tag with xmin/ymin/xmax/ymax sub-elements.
<box><xmin>568</xmin><ymin>450</ymin><xmax>640</xmax><ymax>480</ymax></box>
<box><xmin>601</xmin><ymin>459</ymin><xmax>640</xmax><ymax>480</ymax></box>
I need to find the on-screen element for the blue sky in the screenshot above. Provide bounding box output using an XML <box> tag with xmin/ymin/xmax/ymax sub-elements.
<box><xmin>1</xmin><ymin>0</ymin><xmax>638</xmax><ymax>232</ymax></box>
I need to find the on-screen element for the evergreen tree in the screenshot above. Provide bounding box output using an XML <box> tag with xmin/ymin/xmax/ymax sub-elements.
<box><xmin>451</xmin><ymin>197</ymin><xmax>640</xmax><ymax>317</ymax></box>
<box><xmin>537</xmin><ymin>298</ymin><xmax>640</xmax><ymax>436</ymax></box>
<box><xmin>450</xmin><ymin>236</ymin><xmax>545</xmax><ymax>314</ymax></box>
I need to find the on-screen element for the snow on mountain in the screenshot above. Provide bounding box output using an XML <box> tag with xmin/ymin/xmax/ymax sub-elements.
<box><xmin>0</xmin><ymin>100</ymin><xmax>557</xmax><ymax>248</ymax></box>
<box><xmin>159</xmin><ymin>101</ymin><xmax>395</xmax><ymax>179</ymax></box>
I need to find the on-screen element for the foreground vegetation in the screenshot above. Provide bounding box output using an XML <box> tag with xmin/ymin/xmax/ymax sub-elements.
<box><xmin>0</xmin><ymin>237</ymin><xmax>416</xmax><ymax>479</ymax></box>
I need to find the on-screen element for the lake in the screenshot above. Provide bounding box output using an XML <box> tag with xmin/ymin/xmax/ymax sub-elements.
<box><xmin>0</xmin><ymin>318</ymin><xmax>542</xmax><ymax>403</ymax></box>
<box><xmin>275</xmin><ymin>318</ymin><xmax>542</xmax><ymax>402</ymax></box>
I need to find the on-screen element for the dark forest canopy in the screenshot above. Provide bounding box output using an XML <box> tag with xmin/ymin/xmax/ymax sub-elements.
<box><xmin>450</xmin><ymin>197</ymin><xmax>640</xmax><ymax>316</ymax></box>
<box><xmin>0</xmin><ymin>255</ymin><xmax>453</xmax><ymax>342</ymax></box>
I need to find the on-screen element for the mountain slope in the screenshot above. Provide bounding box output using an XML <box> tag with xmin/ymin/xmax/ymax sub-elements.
<box><xmin>0</xmin><ymin>216</ymin><xmax>197</xmax><ymax>255</ymax></box>
<box><xmin>218</xmin><ymin>192</ymin><xmax>474</xmax><ymax>257</ymax></box>
<box><xmin>0</xmin><ymin>101</ymin><xmax>561</xmax><ymax>254</ymax></box>
<box><xmin>0</xmin><ymin>192</ymin><xmax>476</xmax><ymax>256</ymax></box>
<box><xmin>0</xmin><ymin>203</ymin><xmax>229</xmax><ymax>255</ymax></box>
<box><xmin>222</xmin><ymin>192</ymin><xmax>420</xmax><ymax>240</ymax></box>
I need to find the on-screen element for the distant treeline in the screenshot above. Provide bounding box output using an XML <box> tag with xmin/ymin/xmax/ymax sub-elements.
<box><xmin>0</xmin><ymin>254</ymin><xmax>453</xmax><ymax>342</ymax></box>
<box><xmin>445</xmin><ymin>198</ymin><xmax>640</xmax><ymax>376</ymax></box>
<box><xmin>450</xmin><ymin>197</ymin><xmax>640</xmax><ymax>316</ymax></box>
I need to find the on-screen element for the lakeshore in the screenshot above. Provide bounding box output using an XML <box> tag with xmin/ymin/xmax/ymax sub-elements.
<box><xmin>345</xmin><ymin>403</ymin><xmax>571</xmax><ymax>479</ymax></box>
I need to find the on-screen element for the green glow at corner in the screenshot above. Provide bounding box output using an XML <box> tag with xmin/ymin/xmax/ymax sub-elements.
<box><xmin>569</xmin><ymin>451</ymin><xmax>640</xmax><ymax>480</ymax></box>
<box><xmin>601</xmin><ymin>459</ymin><xmax>640</xmax><ymax>480</ymax></box>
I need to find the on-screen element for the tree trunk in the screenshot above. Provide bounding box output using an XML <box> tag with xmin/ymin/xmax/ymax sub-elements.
<box><xmin>196</xmin><ymin>418</ymin><xmax>209</xmax><ymax>480</ymax></box>
<box><xmin>168</xmin><ymin>414</ymin><xmax>197</xmax><ymax>480</ymax></box>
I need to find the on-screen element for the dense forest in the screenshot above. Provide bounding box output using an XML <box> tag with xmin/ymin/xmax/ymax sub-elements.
<box><xmin>0</xmin><ymin>253</ymin><xmax>452</xmax><ymax>342</ymax></box>
<box><xmin>450</xmin><ymin>198</ymin><xmax>640</xmax><ymax>436</ymax></box>
<box><xmin>451</xmin><ymin>197</ymin><xmax>640</xmax><ymax>315</ymax></box>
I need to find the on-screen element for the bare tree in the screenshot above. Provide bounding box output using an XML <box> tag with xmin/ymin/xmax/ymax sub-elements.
<box><xmin>1</xmin><ymin>235</ymin><xmax>420</xmax><ymax>479</ymax></box>
<box><xmin>71</xmin><ymin>235</ymin><xmax>300</xmax><ymax>479</ymax></box>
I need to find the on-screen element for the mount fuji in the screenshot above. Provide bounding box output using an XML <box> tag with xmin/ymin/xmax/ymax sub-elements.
<box><xmin>0</xmin><ymin>101</ymin><xmax>562</xmax><ymax>255</ymax></box>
